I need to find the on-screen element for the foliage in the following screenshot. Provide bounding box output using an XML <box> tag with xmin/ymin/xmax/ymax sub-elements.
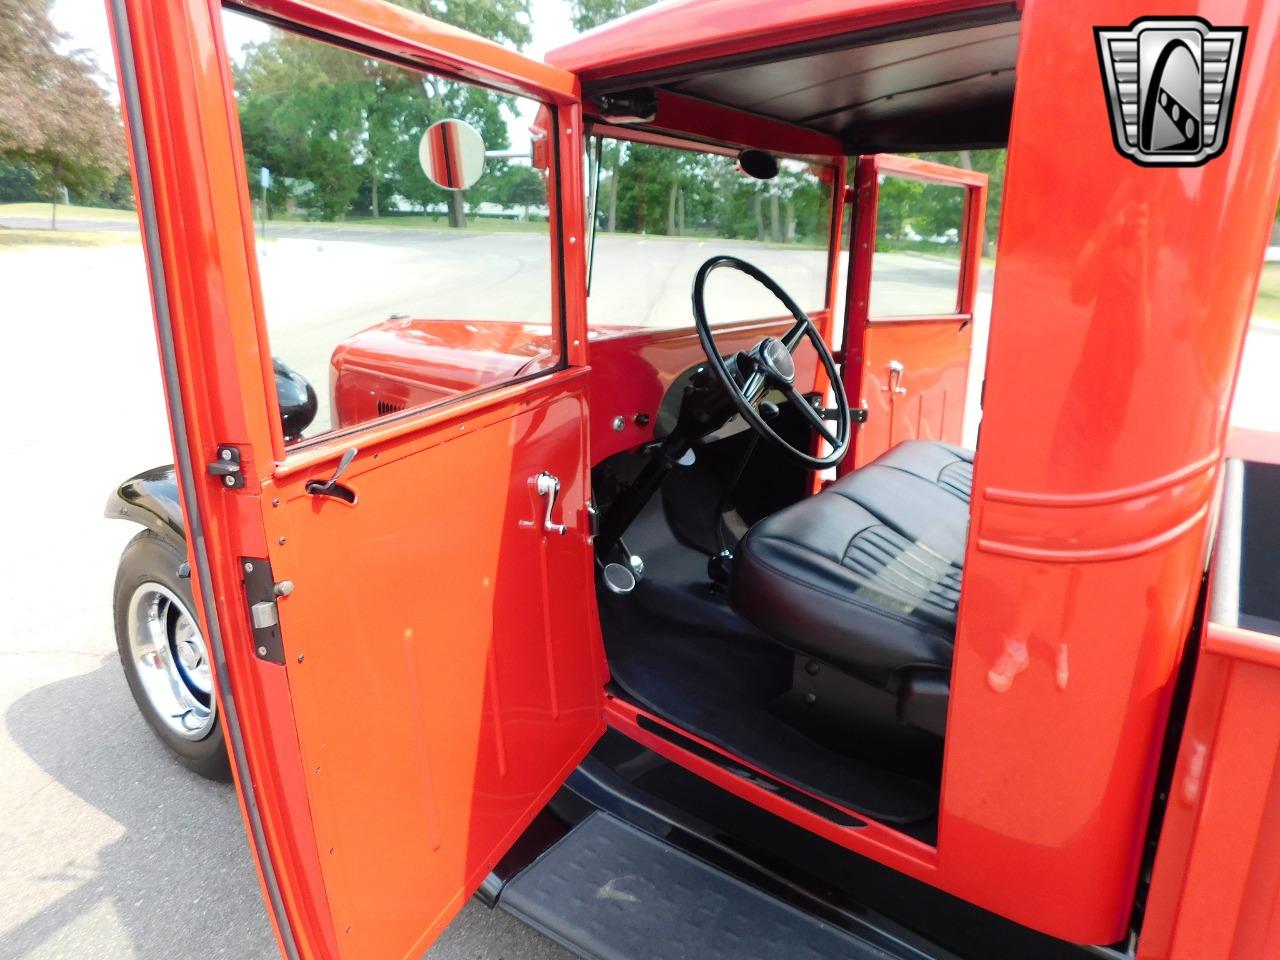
<box><xmin>228</xmin><ymin>0</ymin><xmax>539</xmax><ymax>224</ymax></box>
<box><xmin>880</xmin><ymin>150</ymin><xmax>1006</xmax><ymax>255</ymax></box>
<box><xmin>568</xmin><ymin>0</ymin><xmax>655</xmax><ymax>32</ymax></box>
<box><xmin>601</xmin><ymin>139</ymin><xmax>829</xmax><ymax>245</ymax></box>
<box><xmin>0</xmin><ymin>158</ymin><xmax>39</xmax><ymax>202</ymax></box>
<box><xmin>0</xmin><ymin>0</ymin><xmax>126</xmax><ymax>210</ymax></box>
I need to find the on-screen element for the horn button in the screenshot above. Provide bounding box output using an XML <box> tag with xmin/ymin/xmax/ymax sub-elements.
<box><xmin>756</xmin><ymin>337</ymin><xmax>796</xmax><ymax>384</ymax></box>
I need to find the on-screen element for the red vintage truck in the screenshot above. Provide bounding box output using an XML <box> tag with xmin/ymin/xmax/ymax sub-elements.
<box><xmin>102</xmin><ymin>1</ymin><xmax>1280</xmax><ymax>958</ymax></box>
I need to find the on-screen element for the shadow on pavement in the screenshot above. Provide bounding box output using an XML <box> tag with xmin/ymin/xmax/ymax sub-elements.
<box><xmin>2</xmin><ymin>655</ymin><xmax>276</xmax><ymax>959</ymax></box>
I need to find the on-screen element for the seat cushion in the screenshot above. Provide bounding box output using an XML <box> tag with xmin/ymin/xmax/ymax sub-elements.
<box><xmin>730</xmin><ymin>444</ymin><xmax>971</xmax><ymax>689</ymax></box>
<box><xmin>875</xmin><ymin>440</ymin><xmax>974</xmax><ymax>503</ymax></box>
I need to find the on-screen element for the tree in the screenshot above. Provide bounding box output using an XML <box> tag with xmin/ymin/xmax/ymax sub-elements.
<box><xmin>495</xmin><ymin>164</ymin><xmax>545</xmax><ymax>219</ymax></box>
<box><xmin>0</xmin><ymin>0</ymin><xmax>127</xmax><ymax>226</ymax></box>
<box><xmin>568</xmin><ymin>0</ymin><xmax>655</xmax><ymax>32</ymax></box>
<box><xmin>230</xmin><ymin>0</ymin><xmax>534</xmax><ymax>228</ymax></box>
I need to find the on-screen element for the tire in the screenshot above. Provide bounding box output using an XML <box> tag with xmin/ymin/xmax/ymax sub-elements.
<box><xmin>114</xmin><ymin>530</ymin><xmax>231</xmax><ymax>781</ymax></box>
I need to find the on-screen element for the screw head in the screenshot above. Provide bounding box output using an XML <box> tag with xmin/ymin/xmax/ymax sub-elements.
<box><xmin>257</xmin><ymin>646</ymin><xmax>267</xmax><ymax>656</ymax></box>
<box><xmin>220</xmin><ymin>449</ymin><xmax>232</xmax><ymax>461</ymax></box>
<box><xmin>271</xmin><ymin>498</ymin><xmax>280</xmax><ymax>508</ymax></box>
<box><xmin>243</xmin><ymin>562</ymin><xmax>254</xmax><ymax>573</ymax></box>
<box><xmin>612</xmin><ymin>415</ymin><xmax>625</xmax><ymax>432</ymax></box>
<box><xmin>296</xmin><ymin>653</ymin><xmax>305</xmax><ymax>663</ymax></box>
<box><xmin>224</xmin><ymin>476</ymin><xmax>235</xmax><ymax>487</ymax></box>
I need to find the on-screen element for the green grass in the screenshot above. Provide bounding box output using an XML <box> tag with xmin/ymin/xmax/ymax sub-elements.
<box><xmin>0</xmin><ymin>202</ymin><xmax>138</xmax><ymax>222</ymax></box>
<box><xmin>1255</xmin><ymin>262</ymin><xmax>1280</xmax><ymax>323</ymax></box>
<box><xmin>0</xmin><ymin>226</ymin><xmax>139</xmax><ymax>248</ymax></box>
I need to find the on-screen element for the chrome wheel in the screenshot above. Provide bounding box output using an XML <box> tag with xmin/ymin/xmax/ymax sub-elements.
<box><xmin>125</xmin><ymin>582</ymin><xmax>215</xmax><ymax>740</ymax></box>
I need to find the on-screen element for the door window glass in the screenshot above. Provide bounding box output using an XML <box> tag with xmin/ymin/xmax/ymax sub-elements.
<box><xmin>869</xmin><ymin>177</ymin><xmax>966</xmax><ymax>318</ymax></box>
<box><xmin>588</xmin><ymin>137</ymin><xmax>833</xmax><ymax>330</ymax></box>
<box><xmin>221</xmin><ymin>7</ymin><xmax>557</xmax><ymax>445</ymax></box>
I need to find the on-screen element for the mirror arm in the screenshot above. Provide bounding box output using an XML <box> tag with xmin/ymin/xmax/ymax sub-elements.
<box><xmin>587</xmin><ymin>130</ymin><xmax>602</xmax><ymax>296</ymax></box>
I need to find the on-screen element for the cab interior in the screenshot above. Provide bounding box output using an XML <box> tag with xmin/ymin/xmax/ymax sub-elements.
<box><xmin>567</xmin><ymin>6</ymin><xmax>1021</xmax><ymax>840</ymax></box>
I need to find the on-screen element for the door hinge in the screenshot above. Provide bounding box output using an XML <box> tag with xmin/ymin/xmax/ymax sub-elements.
<box><xmin>852</xmin><ymin>405</ymin><xmax>869</xmax><ymax>424</ymax></box>
<box><xmin>209</xmin><ymin>445</ymin><xmax>245</xmax><ymax>489</ymax></box>
<box><xmin>241</xmin><ymin>557</ymin><xmax>285</xmax><ymax>664</ymax></box>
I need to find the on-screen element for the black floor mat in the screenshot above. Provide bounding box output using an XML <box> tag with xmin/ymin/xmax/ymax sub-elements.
<box><xmin>502</xmin><ymin>813</ymin><xmax>909</xmax><ymax>960</ymax></box>
<box><xmin>599</xmin><ymin>494</ymin><xmax>938</xmax><ymax>827</ymax></box>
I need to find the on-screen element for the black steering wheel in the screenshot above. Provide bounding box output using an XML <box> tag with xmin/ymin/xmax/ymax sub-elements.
<box><xmin>691</xmin><ymin>256</ymin><xmax>852</xmax><ymax>470</ymax></box>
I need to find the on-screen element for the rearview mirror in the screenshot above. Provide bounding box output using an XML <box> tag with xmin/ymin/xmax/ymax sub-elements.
<box><xmin>419</xmin><ymin>118</ymin><xmax>486</xmax><ymax>191</ymax></box>
<box><xmin>737</xmin><ymin>149</ymin><xmax>779</xmax><ymax>180</ymax></box>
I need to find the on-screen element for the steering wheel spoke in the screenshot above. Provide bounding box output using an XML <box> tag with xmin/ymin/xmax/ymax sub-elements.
<box><xmin>741</xmin><ymin>368</ymin><xmax>769</xmax><ymax>404</ymax></box>
<box><xmin>784</xmin><ymin>384</ymin><xmax>840</xmax><ymax>447</ymax></box>
<box><xmin>782</xmin><ymin>317</ymin><xmax>811</xmax><ymax>353</ymax></box>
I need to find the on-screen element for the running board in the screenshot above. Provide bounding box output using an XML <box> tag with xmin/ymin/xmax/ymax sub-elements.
<box><xmin>499</xmin><ymin>812</ymin><xmax>914</xmax><ymax>960</ymax></box>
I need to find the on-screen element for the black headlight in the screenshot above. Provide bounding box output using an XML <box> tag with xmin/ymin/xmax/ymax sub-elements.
<box><xmin>272</xmin><ymin>358</ymin><xmax>318</xmax><ymax>443</ymax></box>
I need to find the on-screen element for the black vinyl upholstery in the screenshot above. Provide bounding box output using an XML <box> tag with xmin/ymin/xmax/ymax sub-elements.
<box><xmin>875</xmin><ymin>440</ymin><xmax>975</xmax><ymax>504</ymax></box>
<box><xmin>731</xmin><ymin>441</ymin><xmax>974</xmax><ymax>692</ymax></box>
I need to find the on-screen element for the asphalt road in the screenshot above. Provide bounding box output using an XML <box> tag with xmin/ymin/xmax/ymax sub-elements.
<box><xmin>0</xmin><ymin>221</ymin><xmax>1272</xmax><ymax>960</ymax></box>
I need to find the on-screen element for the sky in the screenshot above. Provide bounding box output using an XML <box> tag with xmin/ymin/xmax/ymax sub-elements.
<box><xmin>50</xmin><ymin>0</ymin><xmax>585</xmax><ymax>147</ymax></box>
<box><xmin>51</xmin><ymin>0</ymin><xmax>582</xmax><ymax>81</ymax></box>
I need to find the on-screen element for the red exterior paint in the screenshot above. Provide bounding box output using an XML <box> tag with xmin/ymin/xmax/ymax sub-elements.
<box><xmin>110</xmin><ymin>0</ymin><xmax>1280</xmax><ymax>956</ymax></box>
<box><xmin>841</xmin><ymin>154</ymin><xmax>987</xmax><ymax>470</ymax></box>
<box><xmin>1138</xmin><ymin>618</ymin><xmax>1280</xmax><ymax>960</ymax></box>
<box><xmin>939</xmin><ymin>0</ymin><xmax>1280</xmax><ymax>942</ymax></box>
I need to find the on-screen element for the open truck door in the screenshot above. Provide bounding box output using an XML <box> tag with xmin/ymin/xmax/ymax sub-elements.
<box><xmin>841</xmin><ymin>155</ymin><xmax>988</xmax><ymax>471</ymax></box>
<box><xmin>107</xmin><ymin>1</ymin><xmax>602</xmax><ymax>957</ymax></box>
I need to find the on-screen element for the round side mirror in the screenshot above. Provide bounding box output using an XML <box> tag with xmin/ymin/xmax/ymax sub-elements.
<box><xmin>418</xmin><ymin>118</ymin><xmax>486</xmax><ymax>191</ymax></box>
<box><xmin>737</xmin><ymin>149</ymin><xmax>779</xmax><ymax>180</ymax></box>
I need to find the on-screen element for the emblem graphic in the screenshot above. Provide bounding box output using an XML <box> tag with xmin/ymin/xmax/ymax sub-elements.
<box><xmin>1095</xmin><ymin>17</ymin><xmax>1246</xmax><ymax>166</ymax></box>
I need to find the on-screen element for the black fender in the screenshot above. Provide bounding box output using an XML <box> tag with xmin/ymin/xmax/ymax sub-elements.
<box><xmin>104</xmin><ymin>464</ymin><xmax>187</xmax><ymax>550</ymax></box>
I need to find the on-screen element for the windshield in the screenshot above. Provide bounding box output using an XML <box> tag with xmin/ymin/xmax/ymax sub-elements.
<box><xmin>586</xmin><ymin>136</ymin><xmax>834</xmax><ymax>330</ymax></box>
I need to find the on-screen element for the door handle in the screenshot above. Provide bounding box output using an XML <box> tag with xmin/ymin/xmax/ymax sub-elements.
<box><xmin>534</xmin><ymin>471</ymin><xmax>567</xmax><ymax>535</ymax></box>
<box><xmin>884</xmin><ymin>360</ymin><xmax>907</xmax><ymax>395</ymax></box>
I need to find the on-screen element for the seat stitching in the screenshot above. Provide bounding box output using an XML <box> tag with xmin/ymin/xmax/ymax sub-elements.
<box><xmin>743</xmin><ymin>536</ymin><xmax>959</xmax><ymax>638</ymax></box>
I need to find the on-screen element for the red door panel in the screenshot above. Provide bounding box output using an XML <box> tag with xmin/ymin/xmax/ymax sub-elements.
<box><xmin>856</xmin><ymin>320</ymin><xmax>973</xmax><ymax>464</ymax></box>
<box><xmin>265</xmin><ymin>374</ymin><xmax>601</xmax><ymax>958</ymax></box>
<box><xmin>842</xmin><ymin>154</ymin><xmax>988</xmax><ymax>471</ymax></box>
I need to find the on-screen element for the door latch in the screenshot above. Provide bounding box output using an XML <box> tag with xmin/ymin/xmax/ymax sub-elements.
<box><xmin>240</xmin><ymin>557</ymin><xmax>286</xmax><ymax>664</ymax></box>
<box><xmin>884</xmin><ymin>360</ymin><xmax>907</xmax><ymax>395</ymax></box>
<box><xmin>209</xmin><ymin>445</ymin><xmax>245</xmax><ymax>489</ymax></box>
<box><xmin>534</xmin><ymin>471</ymin><xmax>567</xmax><ymax>535</ymax></box>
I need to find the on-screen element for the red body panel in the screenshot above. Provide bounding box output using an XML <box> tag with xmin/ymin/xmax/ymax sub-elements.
<box><xmin>265</xmin><ymin>370</ymin><xmax>604</xmax><ymax>959</ymax></box>
<box><xmin>1139</xmin><ymin>620</ymin><xmax>1280</xmax><ymax>960</ymax></box>
<box><xmin>938</xmin><ymin>0</ymin><xmax>1280</xmax><ymax>941</ymax></box>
